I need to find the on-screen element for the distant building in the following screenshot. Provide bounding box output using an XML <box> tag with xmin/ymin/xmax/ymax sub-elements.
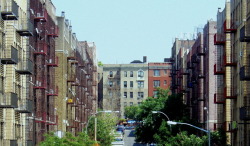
<box><xmin>102</xmin><ymin>63</ymin><xmax>148</xmax><ymax>118</ymax></box>
<box><xmin>148</xmin><ymin>61</ymin><xmax>172</xmax><ymax>97</ymax></box>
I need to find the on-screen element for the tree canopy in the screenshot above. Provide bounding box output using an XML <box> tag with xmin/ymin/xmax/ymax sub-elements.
<box><xmin>124</xmin><ymin>88</ymin><xmax>228</xmax><ymax>145</ymax></box>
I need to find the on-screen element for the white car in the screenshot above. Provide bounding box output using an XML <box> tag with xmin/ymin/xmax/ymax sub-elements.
<box><xmin>111</xmin><ymin>137</ymin><xmax>124</xmax><ymax>146</ymax></box>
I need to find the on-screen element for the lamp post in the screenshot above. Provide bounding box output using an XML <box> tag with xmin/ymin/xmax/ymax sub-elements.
<box><xmin>152</xmin><ymin>111</ymin><xmax>210</xmax><ymax>146</ymax></box>
<box><xmin>167</xmin><ymin>121</ymin><xmax>211</xmax><ymax>146</ymax></box>
<box><xmin>152</xmin><ymin>111</ymin><xmax>170</xmax><ymax>121</ymax></box>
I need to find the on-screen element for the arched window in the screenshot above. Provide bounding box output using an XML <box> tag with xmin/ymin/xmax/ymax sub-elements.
<box><xmin>138</xmin><ymin>70</ymin><xmax>144</xmax><ymax>77</ymax></box>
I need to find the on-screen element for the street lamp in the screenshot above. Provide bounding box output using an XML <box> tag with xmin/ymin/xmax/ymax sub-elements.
<box><xmin>152</xmin><ymin>111</ymin><xmax>170</xmax><ymax>121</ymax></box>
<box><xmin>167</xmin><ymin>121</ymin><xmax>211</xmax><ymax>146</ymax></box>
<box><xmin>152</xmin><ymin>111</ymin><xmax>210</xmax><ymax>146</ymax></box>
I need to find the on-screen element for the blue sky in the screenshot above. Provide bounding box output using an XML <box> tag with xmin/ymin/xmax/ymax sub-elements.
<box><xmin>52</xmin><ymin>0</ymin><xmax>225</xmax><ymax>64</ymax></box>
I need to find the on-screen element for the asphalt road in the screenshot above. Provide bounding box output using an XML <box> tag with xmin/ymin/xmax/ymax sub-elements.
<box><xmin>124</xmin><ymin>129</ymin><xmax>147</xmax><ymax>146</ymax></box>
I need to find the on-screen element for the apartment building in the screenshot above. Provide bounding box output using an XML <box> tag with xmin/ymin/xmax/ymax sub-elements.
<box><xmin>55</xmin><ymin>14</ymin><xmax>97</xmax><ymax>137</ymax></box>
<box><xmin>203</xmin><ymin>21</ymin><xmax>217</xmax><ymax>131</ymax></box>
<box><xmin>170</xmin><ymin>39</ymin><xmax>195</xmax><ymax>95</ymax></box>
<box><xmin>0</xmin><ymin>0</ymin><xmax>33</xmax><ymax>145</ymax></box>
<box><xmin>214</xmin><ymin>2</ymin><xmax>238</xmax><ymax>145</ymax></box>
<box><xmin>171</xmin><ymin>22</ymin><xmax>220</xmax><ymax>134</ymax></box>
<box><xmin>187</xmin><ymin>33</ymin><xmax>205</xmax><ymax>126</ymax></box>
<box><xmin>232</xmin><ymin>0</ymin><xmax>249</xmax><ymax>145</ymax></box>
<box><xmin>148</xmin><ymin>61</ymin><xmax>172</xmax><ymax>98</ymax></box>
<box><xmin>102</xmin><ymin>60</ymin><xmax>148</xmax><ymax>118</ymax></box>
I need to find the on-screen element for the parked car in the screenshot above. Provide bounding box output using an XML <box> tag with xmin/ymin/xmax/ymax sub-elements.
<box><xmin>112</xmin><ymin>132</ymin><xmax>124</xmax><ymax>146</ymax></box>
<box><xmin>111</xmin><ymin>138</ymin><xmax>124</xmax><ymax>146</ymax></box>
<box><xmin>116</xmin><ymin>125</ymin><xmax>125</xmax><ymax>135</ymax></box>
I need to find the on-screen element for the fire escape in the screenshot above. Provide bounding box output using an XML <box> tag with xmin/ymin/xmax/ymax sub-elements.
<box><xmin>66</xmin><ymin>50</ymin><xmax>79</xmax><ymax>133</ymax></box>
<box><xmin>213</xmin><ymin>19</ymin><xmax>237</xmax><ymax>132</ymax></box>
<box><xmin>30</xmin><ymin>0</ymin><xmax>58</xmax><ymax>143</ymax></box>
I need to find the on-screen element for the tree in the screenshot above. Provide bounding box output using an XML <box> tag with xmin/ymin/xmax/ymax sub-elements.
<box><xmin>133</xmin><ymin>88</ymin><xmax>228</xmax><ymax>145</ymax></box>
<box><xmin>39</xmin><ymin>132</ymin><xmax>95</xmax><ymax>146</ymax></box>
<box><xmin>87</xmin><ymin>113</ymin><xmax>118</xmax><ymax>146</ymax></box>
<box><xmin>124</xmin><ymin>105</ymin><xmax>140</xmax><ymax>119</ymax></box>
<box><xmin>98</xmin><ymin>61</ymin><xmax>103</xmax><ymax>67</ymax></box>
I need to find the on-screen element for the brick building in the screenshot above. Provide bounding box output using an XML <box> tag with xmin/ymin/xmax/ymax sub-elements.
<box><xmin>148</xmin><ymin>62</ymin><xmax>172</xmax><ymax>97</ymax></box>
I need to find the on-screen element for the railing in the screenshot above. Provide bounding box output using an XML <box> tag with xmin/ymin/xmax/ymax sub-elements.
<box><xmin>16</xmin><ymin>99</ymin><xmax>33</xmax><ymax>113</ymax></box>
<box><xmin>0</xmin><ymin>92</ymin><xmax>18</xmax><ymax>108</ymax></box>
<box><xmin>47</xmin><ymin>115</ymin><xmax>58</xmax><ymax>125</ymax></box>
<box><xmin>48</xmin><ymin>26</ymin><xmax>59</xmax><ymax>37</ymax></box>
<box><xmin>191</xmin><ymin>54</ymin><xmax>199</xmax><ymax>63</ymax></box>
<box><xmin>224</xmin><ymin>55</ymin><xmax>237</xmax><ymax>66</ymax></box>
<box><xmin>180</xmin><ymin>68</ymin><xmax>189</xmax><ymax>75</ymax></box>
<box><xmin>33</xmin><ymin>80</ymin><xmax>47</xmax><ymax>89</ymax></box>
<box><xmin>35</xmin><ymin>112</ymin><xmax>46</xmax><ymax>123</ymax></box>
<box><xmin>47</xmin><ymin>86</ymin><xmax>58</xmax><ymax>96</ymax></box>
<box><xmin>16</xmin><ymin>59</ymin><xmax>33</xmax><ymax>74</ymax></box>
<box><xmin>214</xmin><ymin>93</ymin><xmax>225</xmax><ymax>104</ymax></box>
<box><xmin>1</xmin><ymin>0</ymin><xmax>19</xmax><ymax>20</ymax></box>
<box><xmin>214</xmin><ymin>64</ymin><xmax>225</xmax><ymax>75</ymax></box>
<box><xmin>1</xmin><ymin>46</ymin><xmax>18</xmax><ymax>64</ymax></box>
<box><xmin>187</xmin><ymin>61</ymin><xmax>193</xmax><ymax>69</ymax></box>
<box><xmin>34</xmin><ymin>9</ymin><xmax>48</xmax><ymax>22</ymax></box>
<box><xmin>224</xmin><ymin>87</ymin><xmax>237</xmax><ymax>99</ymax></box>
<box><xmin>34</xmin><ymin>43</ymin><xmax>47</xmax><ymax>55</ymax></box>
<box><xmin>67</xmin><ymin>98</ymin><xmax>74</xmax><ymax>104</ymax></box>
<box><xmin>47</xmin><ymin>56</ymin><xmax>59</xmax><ymax>67</ymax></box>
<box><xmin>16</xmin><ymin>19</ymin><xmax>33</xmax><ymax>36</ymax></box>
<box><xmin>214</xmin><ymin>33</ymin><xmax>225</xmax><ymax>45</ymax></box>
<box><xmin>67</xmin><ymin>120</ymin><xmax>79</xmax><ymax>128</ymax></box>
<box><xmin>197</xmin><ymin>46</ymin><xmax>205</xmax><ymax>56</ymax></box>
<box><xmin>223</xmin><ymin>19</ymin><xmax>237</xmax><ymax>33</ymax></box>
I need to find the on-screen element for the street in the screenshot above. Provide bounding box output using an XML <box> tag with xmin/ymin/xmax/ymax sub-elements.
<box><xmin>124</xmin><ymin>129</ymin><xmax>147</xmax><ymax>146</ymax></box>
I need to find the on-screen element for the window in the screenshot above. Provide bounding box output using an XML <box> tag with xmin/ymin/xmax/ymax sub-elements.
<box><xmin>138</xmin><ymin>81</ymin><xmax>144</xmax><ymax>88</ymax></box>
<box><xmin>130</xmin><ymin>81</ymin><xmax>133</xmax><ymax>88</ymax></box>
<box><xmin>130</xmin><ymin>92</ymin><xmax>133</xmax><ymax>98</ymax></box>
<box><xmin>138</xmin><ymin>70</ymin><xmax>144</xmax><ymax>77</ymax></box>
<box><xmin>164</xmin><ymin>80</ymin><xmax>167</xmax><ymax>85</ymax></box>
<box><xmin>138</xmin><ymin>102</ymin><xmax>141</xmax><ymax>105</ymax></box>
<box><xmin>109</xmin><ymin>91</ymin><xmax>112</xmax><ymax>96</ymax></box>
<box><xmin>124</xmin><ymin>81</ymin><xmax>127</xmax><ymax>88</ymax></box>
<box><xmin>117</xmin><ymin>71</ymin><xmax>120</xmax><ymax>75</ymax></box>
<box><xmin>109</xmin><ymin>71</ymin><xmax>113</xmax><ymax>77</ymax></box>
<box><xmin>153</xmin><ymin>91</ymin><xmax>158</xmax><ymax>98</ymax></box>
<box><xmin>124</xmin><ymin>92</ymin><xmax>127</xmax><ymax>98</ymax></box>
<box><xmin>164</xmin><ymin>70</ymin><xmax>167</xmax><ymax>75</ymax></box>
<box><xmin>153</xmin><ymin>80</ymin><xmax>160</xmax><ymax>87</ymax></box>
<box><xmin>124</xmin><ymin>71</ymin><xmax>127</xmax><ymax>77</ymax></box>
<box><xmin>154</xmin><ymin>70</ymin><xmax>160</xmax><ymax>76</ymax></box>
<box><xmin>124</xmin><ymin>102</ymin><xmax>127</xmax><ymax>107</ymax></box>
<box><xmin>108</xmin><ymin>81</ymin><xmax>113</xmax><ymax>87</ymax></box>
<box><xmin>138</xmin><ymin>92</ymin><xmax>144</xmax><ymax>98</ymax></box>
<box><xmin>130</xmin><ymin>71</ymin><xmax>133</xmax><ymax>77</ymax></box>
<box><xmin>117</xmin><ymin>80</ymin><xmax>120</xmax><ymax>86</ymax></box>
<box><xmin>130</xmin><ymin>102</ymin><xmax>133</xmax><ymax>106</ymax></box>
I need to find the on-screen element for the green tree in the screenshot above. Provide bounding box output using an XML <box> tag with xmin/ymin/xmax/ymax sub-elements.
<box><xmin>124</xmin><ymin>105</ymin><xmax>140</xmax><ymax>119</ymax></box>
<box><xmin>87</xmin><ymin>113</ymin><xmax>118</xmax><ymax>146</ymax></box>
<box><xmin>40</xmin><ymin>132</ymin><xmax>95</xmax><ymax>146</ymax></box>
<box><xmin>98</xmin><ymin>61</ymin><xmax>103</xmax><ymax>67</ymax></box>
